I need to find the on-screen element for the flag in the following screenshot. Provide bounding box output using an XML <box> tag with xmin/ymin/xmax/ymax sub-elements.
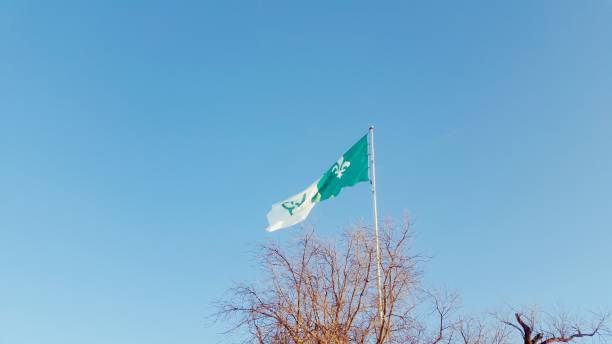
<box><xmin>266</xmin><ymin>134</ymin><xmax>369</xmax><ymax>232</ymax></box>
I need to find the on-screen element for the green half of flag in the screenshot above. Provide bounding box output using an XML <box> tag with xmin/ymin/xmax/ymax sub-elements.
<box><xmin>312</xmin><ymin>134</ymin><xmax>370</xmax><ymax>203</ymax></box>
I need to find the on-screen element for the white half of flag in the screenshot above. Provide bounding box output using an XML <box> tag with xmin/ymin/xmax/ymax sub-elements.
<box><xmin>265</xmin><ymin>180</ymin><xmax>319</xmax><ymax>232</ymax></box>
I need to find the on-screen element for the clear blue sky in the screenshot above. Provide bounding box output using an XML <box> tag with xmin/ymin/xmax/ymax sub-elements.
<box><xmin>1</xmin><ymin>1</ymin><xmax>611</xmax><ymax>343</ymax></box>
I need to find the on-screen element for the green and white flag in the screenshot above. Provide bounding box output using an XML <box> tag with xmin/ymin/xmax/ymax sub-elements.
<box><xmin>266</xmin><ymin>134</ymin><xmax>370</xmax><ymax>232</ymax></box>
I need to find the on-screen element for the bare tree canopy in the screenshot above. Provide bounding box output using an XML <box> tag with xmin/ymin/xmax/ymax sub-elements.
<box><xmin>497</xmin><ymin>309</ymin><xmax>609</xmax><ymax>344</ymax></box>
<box><xmin>217</xmin><ymin>219</ymin><xmax>456</xmax><ymax>343</ymax></box>
<box><xmin>216</xmin><ymin>219</ymin><xmax>609</xmax><ymax>344</ymax></box>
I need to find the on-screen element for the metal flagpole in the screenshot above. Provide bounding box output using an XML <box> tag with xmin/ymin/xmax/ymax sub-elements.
<box><xmin>368</xmin><ymin>125</ymin><xmax>385</xmax><ymax>334</ymax></box>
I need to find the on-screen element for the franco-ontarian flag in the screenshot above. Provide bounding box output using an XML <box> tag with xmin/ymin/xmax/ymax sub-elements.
<box><xmin>266</xmin><ymin>134</ymin><xmax>369</xmax><ymax>232</ymax></box>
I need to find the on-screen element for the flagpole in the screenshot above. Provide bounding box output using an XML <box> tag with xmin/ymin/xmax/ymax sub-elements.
<box><xmin>369</xmin><ymin>125</ymin><xmax>385</xmax><ymax>336</ymax></box>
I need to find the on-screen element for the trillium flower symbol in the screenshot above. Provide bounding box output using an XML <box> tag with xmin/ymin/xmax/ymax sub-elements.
<box><xmin>281</xmin><ymin>193</ymin><xmax>306</xmax><ymax>215</ymax></box>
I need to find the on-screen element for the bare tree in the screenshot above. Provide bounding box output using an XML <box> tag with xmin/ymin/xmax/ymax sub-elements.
<box><xmin>217</xmin><ymin>219</ymin><xmax>459</xmax><ymax>344</ymax></box>
<box><xmin>496</xmin><ymin>308</ymin><xmax>609</xmax><ymax>344</ymax></box>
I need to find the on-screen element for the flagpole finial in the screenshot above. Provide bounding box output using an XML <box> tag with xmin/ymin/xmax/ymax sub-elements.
<box><xmin>369</xmin><ymin>125</ymin><xmax>375</xmax><ymax>130</ymax></box>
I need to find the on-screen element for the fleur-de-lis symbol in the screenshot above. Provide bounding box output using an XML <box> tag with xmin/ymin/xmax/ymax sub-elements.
<box><xmin>332</xmin><ymin>157</ymin><xmax>351</xmax><ymax>178</ymax></box>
